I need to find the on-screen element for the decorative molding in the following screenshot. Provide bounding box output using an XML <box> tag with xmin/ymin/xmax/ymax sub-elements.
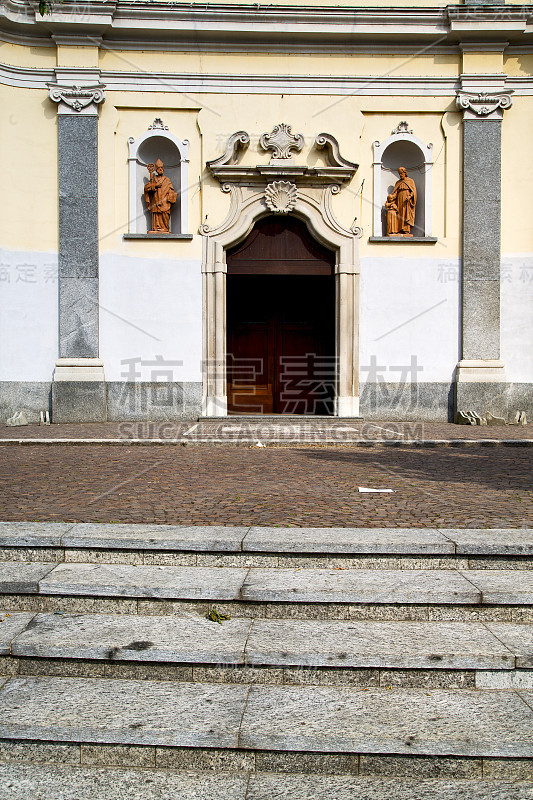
<box><xmin>391</xmin><ymin>121</ymin><xmax>413</xmax><ymax>135</ymax></box>
<box><xmin>456</xmin><ymin>90</ymin><xmax>513</xmax><ymax>119</ymax></box>
<box><xmin>148</xmin><ymin>117</ymin><xmax>169</xmax><ymax>130</ymax></box>
<box><xmin>207</xmin><ymin>131</ymin><xmax>250</xmax><ymax>170</ymax></box>
<box><xmin>264</xmin><ymin>181</ymin><xmax>298</xmax><ymax>214</ymax></box>
<box><xmin>4</xmin><ymin>63</ymin><xmax>533</xmax><ymax>97</ymax></box>
<box><xmin>47</xmin><ymin>83</ymin><xmax>105</xmax><ymax>115</ymax></box>
<box><xmin>259</xmin><ymin>124</ymin><xmax>304</xmax><ymax>161</ymax></box>
<box><xmin>315</xmin><ymin>133</ymin><xmax>358</xmax><ymax>170</ymax></box>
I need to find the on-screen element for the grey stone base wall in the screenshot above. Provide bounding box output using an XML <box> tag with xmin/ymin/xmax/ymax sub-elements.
<box><xmin>455</xmin><ymin>382</ymin><xmax>533</xmax><ymax>421</ymax></box>
<box><xmin>52</xmin><ymin>382</ymin><xmax>107</xmax><ymax>424</ymax></box>
<box><xmin>106</xmin><ymin>382</ymin><xmax>202</xmax><ymax>421</ymax></box>
<box><xmin>359</xmin><ymin>382</ymin><xmax>454</xmax><ymax>422</ymax></box>
<box><xmin>0</xmin><ymin>382</ymin><xmax>52</xmax><ymax>424</ymax></box>
<box><xmin>2</xmin><ymin>381</ymin><xmax>531</xmax><ymax>424</ymax></box>
<box><xmin>0</xmin><ymin>382</ymin><xmax>202</xmax><ymax>424</ymax></box>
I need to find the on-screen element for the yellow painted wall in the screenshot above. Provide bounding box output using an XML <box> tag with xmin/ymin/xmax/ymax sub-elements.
<box><xmin>0</xmin><ymin>41</ymin><xmax>56</xmax><ymax>68</ymax></box>
<box><xmin>98</xmin><ymin>49</ymin><xmax>460</xmax><ymax>79</ymax></box>
<box><xmin>502</xmin><ymin>95</ymin><xmax>533</xmax><ymax>252</ymax></box>
<box><xmin>0</xmin><ymin>86</ymin><xmax>58</xmax><ymax>250</ymax></box>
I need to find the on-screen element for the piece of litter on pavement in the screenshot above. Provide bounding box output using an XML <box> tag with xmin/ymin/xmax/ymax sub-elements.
<box><xmin>255</xmin><ymin>441</ymin><xmax>265</xmax><ymax>447</ymax></box>
<box><xmin>358</xmin><ymin>487</ymin><xmax>394</xmax><ymax>493</ymax></box>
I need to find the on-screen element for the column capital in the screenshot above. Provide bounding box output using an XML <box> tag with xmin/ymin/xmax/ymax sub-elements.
<box><xmin>48</xmin><ymin>70</ymin><xmax>105</xmax><ymax>116</ymax></box>
<box><xmin>456</xmin><ymin>90</ymin><xmax>513</xmax><ymax>120</ymax></box>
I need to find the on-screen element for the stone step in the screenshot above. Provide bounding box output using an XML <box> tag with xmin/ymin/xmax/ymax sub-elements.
<box><xmin>0</xmin><ymin>676</ymin><xmax>532</xmax><ymax>758</ymax></box>
<box><xmin>2</xmin><ymin>612</ymin><xmax>532</xmax><ymax>671</ymax></box>
<box><xmin>1</xmin><ymin>523</ymin><xmax>532</xmax><ymax>559</ymax></box>
<box><xmin>2</xmin><ymin>764</ymin><xmax>533</xmax><ymax>800</ymax></box>
<box><xmin>1</xmin><ymin>611</ymin><xmax>532</xmax><ymax>688</ymax></box>
<box><xmin>1</xmin><ymin>561</ymin><xmax>533</xmax><ymax>606</ymax></box>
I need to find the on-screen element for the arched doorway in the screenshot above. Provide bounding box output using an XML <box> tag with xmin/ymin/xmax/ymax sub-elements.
<box><xmin>226</xmin><ymin>216</ymin><xmax>336</xmax><ymax>415</ymax></box>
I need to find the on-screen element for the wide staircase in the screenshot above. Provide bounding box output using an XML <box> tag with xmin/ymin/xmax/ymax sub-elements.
<box><xmin>0</xmin><ymin>521</ymin><xmax>532</xmax><ymax>799</ymax></box>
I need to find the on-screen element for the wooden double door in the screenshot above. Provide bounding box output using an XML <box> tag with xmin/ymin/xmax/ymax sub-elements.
<box><xmin>226</xmin><ymin>217</ymin><xmax>336</xmax><ymax>415</ymax></box>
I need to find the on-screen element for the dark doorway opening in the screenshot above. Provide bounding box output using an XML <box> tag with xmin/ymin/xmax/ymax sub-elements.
<box><xmin>226</xmin><ymin>216</ymin><xmax>336</xmax><ymax>415</ymax></box>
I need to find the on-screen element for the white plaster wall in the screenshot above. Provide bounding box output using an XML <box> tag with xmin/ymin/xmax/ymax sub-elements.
<box><xmin>501</xmin><ymin>254</ymin><xmax>533</xmax><ymax>382</ymax></box>
<box><xmin>99</xmin><ymin>253</ymin><xmax>202</xmax><ymax>382</ymax></box>
<box><xmin>359</xmin><ymin>255</ymin><xmax>460</xmax><ymax>383</ymax></box>
<box><xmin>0</xmin><ymin>248</ymin><xmax>58</xmax><ymax>380</ymax></box>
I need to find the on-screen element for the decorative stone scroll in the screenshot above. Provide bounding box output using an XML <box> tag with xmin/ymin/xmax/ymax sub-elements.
<box><xmin>259</xmin><ymin>123</ymin><xmax>304</xmax><ymax>161</ymax></box>
<box><xmin>264</xmin><ymin>181</ymin><xmax>298</xmax><ymax>214</ymax></box>
<box><xmin>48</xmin><ymin>83</ymin><xmax>105</xmax><ymax>115</ymax></box>
<box><xmin>456</xmin><ymin>91</ymin><xmax>513</xmax><ymax>120</ymax></box>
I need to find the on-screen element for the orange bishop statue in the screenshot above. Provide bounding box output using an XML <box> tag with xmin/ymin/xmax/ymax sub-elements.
<box><xmin>144</xmin><ymin>159</ymin><xmax>177</xmax><ymax>233</ymax></box>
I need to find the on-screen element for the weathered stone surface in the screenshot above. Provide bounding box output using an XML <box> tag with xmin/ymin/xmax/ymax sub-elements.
<box><xmin>245</xmin><ymin>619</ymin><xmax>514</xmax><ymax>669</ymax></box>
<box><xmin>155</xmin><ymin>747</ymin><xmax>255</xmax><ymax>771</ymax></box>
<box><xmin>39</xmin><ymin>564</ymin><xmax>248</xmax><ymax>600</ymax></box>
<box><xmin>64</xmin><ymin>524</ymin><xmax>247</xmax><ymax>552</ymax></box>
<box><xmin>0</xmin><ymin>763</ymin><xmax>248</xmax><ymax>799</ymax></box>
<box><xmin>0</xmin><ymin>563</ymin><xmax>55</xmax><ymax>594</ymax></box>
<box><xmin>239</xmin><ymin>685</ymin><xmax>533</xmax><ymax>756</ymax></box>
<box><xmin>242</xmin><ymin>569</ymin><xmax>480</xmax><ymax>604</ymax></box>
<box><xmin>448</xmin><ymin>529</ymin><xmax>533</xmax><ymax>556</ymax></box>
<box><xmin>12</xmin><ymin>613</ymin><xmax>251</xmax><ymax>664</ymax></box>
<box><xmin>0</xmin><ymin>739</ymin><xmax>80</xmax><ymax>764</ymax></box>
<box><xmin>464</xmin><ymin>571</ymin><xmax>533</xmax><ymax>604</ymax></box>
<box><xmin>245</xmin><ymin>527</ymin><xmax>454</xmax><ymax>555</ymax></box>
<box><xmin>359</xmin><ymin>753</ymin><xmax>482</xmax><ymax>778</ymax></box>
<box><xmin>476</xmin><ymin>671</ymin><xmax>533</xmax><ymax>689</ymax></box>
<box><xmin>247</xmin><ymin>774</ymin><xmax>533</xmax><ymax>800</ymax></box>
<box><xmin>0</xmin><ymin>677</ymin><xmax>247</xmax><ymax>747</ymax></box>
<box><xmin>0</xmin><ymin>613</ymin><xmax>35</xmax><ymax>655</ymax></box>
<box><xmin>486</xmin><ymin>624</ymin><xmax>533</xmax><ymax>668</ymax></box>
<box><xmin>0</xmin><ymin>523</ymin><xmax>70</xmax><ymax>547</ymax></box>
<box><xmin>52</xmin><ymin>381</ymin><xmax>106</xmax><ymax>424</ymax></box>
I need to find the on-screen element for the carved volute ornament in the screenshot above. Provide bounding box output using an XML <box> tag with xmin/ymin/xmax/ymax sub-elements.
<box><xmin>144</xmin><ymin>159</ymin><xmax>177</xmax><ymax>233</ymax></box>
<box><xmin>385</xmin><ymin>167</ymin><xmax>417</xmax><ymax>237</ymax></box>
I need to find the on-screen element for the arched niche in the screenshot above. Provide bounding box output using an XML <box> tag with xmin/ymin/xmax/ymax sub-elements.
<box><xmin>128</xmin><ymin>120</ymin><xmax>190</xmax><ymax>234</ymax></box>
<box><xmin>372</xmin><ymin>125</ymin><xmax>433</xmax><ymax>238</ymax></box>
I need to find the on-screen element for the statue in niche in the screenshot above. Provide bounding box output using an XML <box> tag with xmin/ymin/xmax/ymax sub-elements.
<box><xmin>385</xmin><ymin>194</ymin><xmax>399</xmax><ymax>236</ymax></box>
<box><xmin>385</xmin><ymin>166</ymin><xmax>417</xmax><ymax>237</ymax></box>
<box><xmin>144</xmin><ymin>159</ymin><xmax>177</xmax><ymax>233</ymax></box>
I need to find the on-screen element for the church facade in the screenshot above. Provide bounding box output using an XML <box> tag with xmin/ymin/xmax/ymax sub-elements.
<box><xmin>1</xmin><ymin>0</ymin><xmax>532</xmax><ymax>422</ymax></box>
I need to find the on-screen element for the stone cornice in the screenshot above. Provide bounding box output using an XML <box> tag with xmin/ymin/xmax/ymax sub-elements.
<box><xmin>2</xmin><ymin>2</ymin><xmax>533</xmax><ymax>49</ymax></box>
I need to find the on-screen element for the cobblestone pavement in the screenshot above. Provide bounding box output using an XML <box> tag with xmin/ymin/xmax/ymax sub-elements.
<box><xmin>0</xmin><ymin>444</ymin><xmax>531</xmax><ymax>527</ymax></box>
<box><xmin>0</xmin><ymin>420</ymin><xmax>531</xmax><ymax>441</ymax></box>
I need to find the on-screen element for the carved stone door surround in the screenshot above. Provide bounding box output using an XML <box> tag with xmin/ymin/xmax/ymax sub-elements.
<box><xmin>200</xmin><ymin>125</ymin><xmax>361</xmax><ymax>417</ymax></box>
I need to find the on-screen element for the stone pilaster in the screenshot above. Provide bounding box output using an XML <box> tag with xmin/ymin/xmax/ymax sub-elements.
<box><xmin>455</xmin><ymin>77</ymin><xmax>513</xmax><ymax>417</ymax></box>
<box><xmin>48</xmin><ymin>73</ymin><xmax>107</xmax><ymax>422</ymax></box>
